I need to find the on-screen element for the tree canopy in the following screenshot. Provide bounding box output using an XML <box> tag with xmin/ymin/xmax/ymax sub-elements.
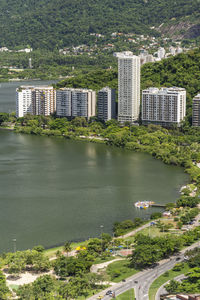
<box><xmin>0</xmin><ymin>0</ymin><xmax>199</xmax><ymax>49</ymax></box>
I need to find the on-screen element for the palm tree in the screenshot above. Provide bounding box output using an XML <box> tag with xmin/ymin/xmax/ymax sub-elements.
<box><xmin>64</xmin><ymin>241</ymin><xmax>72</xmax><ymax>257</ymax></box>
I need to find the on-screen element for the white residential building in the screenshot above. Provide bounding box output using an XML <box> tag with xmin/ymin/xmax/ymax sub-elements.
<box><xmin>32</xmin><ymin>86</ymin><xmax>56</xmax><ymax>116</ymax></box>
<box><xmin>16</xmin><ymin>86</ymin><xmax>34</xmax><ymax>117</ymax></box>
<box><xmin>192</xmin><ymin>94</ymin><xmax>200</xmax><ymax>127</ymax></box>
<box><xmin>117</xmin><ymin>51</ymin><xmax>140</xmax><ymax>123</ymax></box>
<box><xmin>16</xmin><ymin>86</ymin><xmax>56</xmax><ymax>117</ymax></box>
<box><xmin>157</xmin><ymin>47</ymin><xmax>166</xmax><ymax>59</ymax></box>
<box><xmin>169</xmin><ymin>46</ymin><xmax>176</xmax><ymax>56</ymax></box>
<box><xmin>71</xmin><ymin>89</ymin><xmax>96</xmax><ymax>120</ymax></box>
<box><xmin>97</xmin><ymin>87</ymin><xmax>116</xmax><ymax>122</ymax></box>
<box><xmin>56</xmin><ymin>88</ymin><xmax>96</xmax><ymax>120</ymax></box>
<box><xmin>177</xmin><ymin>47</ymin><xmax>183</xmax><ymax>54</ymax></box>
<box><xmin>142</xmin><ymin>87</ymin><xmax>186</xmax><ymax>127</ymax></box>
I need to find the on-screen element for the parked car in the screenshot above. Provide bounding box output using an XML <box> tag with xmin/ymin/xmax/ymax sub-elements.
<box><xmin>176</xmin><ymin>257</ymin><xmax>181</xmax><ymax>261</ymax></box>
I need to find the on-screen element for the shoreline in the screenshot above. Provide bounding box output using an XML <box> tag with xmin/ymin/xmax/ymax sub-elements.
<box><xmin>0</xmin><ymin>124</ymin><xmax>196</xmax><ymax>255</ymax></box>
<box><xmin>0</xmin><ymin>77</ymin><xmax>60</xmax><ymax>83</ymax></box>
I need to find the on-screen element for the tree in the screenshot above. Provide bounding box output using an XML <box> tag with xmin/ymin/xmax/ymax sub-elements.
<box><xmin>33</xmin><ymin>245</ymin><xmax>45</xmax><ymax>253</ymax></box>
<box><xmin>87</xmin><ymin>238</ymin><xmax>102</xmax><ymax>255</ymax></box>
<box><xmin>165</xmin><ymin>203</ymin><xmax>175</xmax><ymax>211</ymax></box>
<box><xmin>0</xmin><ymin>113</ymin><xmax>9</xmax><ymax>125</ymax></box>
<box><xmin>0</xmin><ymin>271</ymin><xmax>10</xmax><ymax>299</ymax></box>
<box><xmin>64</xmin><ymin>242</ymin><xmax>72</xmax><ymax>256</ymax></box>
<box><xmin>165</xmin><ymin>279</ymin><xmax>181</xmax><ymax>293</ymax></box>
<box><xmin>150</xmin><ymin>212</ymin><xmax>162</xmax><ymax>219</ymax></box>
<box><xmin>71</xmin><ymin>117</ymin><xmax>87</xmax><ymax>127</ymax></box>
<box><xmin>54</xmin><ymin>256</ymin><xmax>69</xmax><ymax>278</ymax></box>
<box><xmin>32</xmin><ymin>275</ymin><xmax>57</xmax><ymax>299</ymax></box>
<box><xmin>130</xmin><ymin>244</ymin><xmax>161</xmax><ymax>268</ymax></box>
<box><xmin>101</xmin><ymin>233</ymin><xmax>112</xmax><ymax>251</ymax></box>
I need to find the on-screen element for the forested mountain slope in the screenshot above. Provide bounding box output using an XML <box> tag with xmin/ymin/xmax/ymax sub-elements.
<box><xmin>0</xmin><ymin>0</ymin><xmax>199</xmax><ymax>49</ymax></box>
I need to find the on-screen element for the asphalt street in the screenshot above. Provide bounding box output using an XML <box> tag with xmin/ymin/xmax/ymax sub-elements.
<box><xmin>88</xmin><ymin>241</ymin><xmax>200</xmax><ymax>300</ymax></box>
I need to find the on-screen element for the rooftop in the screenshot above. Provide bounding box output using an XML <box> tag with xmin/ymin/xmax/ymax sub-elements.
<box><xmin>115</xmin><ymin>51</ymin><xmax>139</xmax><ymax>59</ymax></box>
<box><xmin>193</xmin><ymin>94</ymin><xmax>200</xmax><ymax>100</ymax></box>
<box><xmin>143</xmin><ymin>87</ymin><xmax>186</xmax><ymax>94</ymax></box>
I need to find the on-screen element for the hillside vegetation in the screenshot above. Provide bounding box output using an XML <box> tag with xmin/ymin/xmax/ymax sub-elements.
<box><xmin>56</xmin><ymin>48</ymin><xmax>200</xmax><ymax>123</ymax></box>
<box><xmin>0</xmin><ymin>0</ymin><xmax>199</xmax><ymax>49</ymax></box>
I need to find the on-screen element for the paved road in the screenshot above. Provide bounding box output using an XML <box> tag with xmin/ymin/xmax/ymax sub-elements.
<box><xmin>118</xmin><ymin>222</ymin><xmax>151</xmax><ymax>239</ymax></box>
<box><xmin>88</xmin><ymin>241</ymin><xmax>200</xmax><ymax>300</ymax></box>
<box><xmin>155</xmin><ymin>274</ymin><xmax>186</xmax><ymax>300</ymax></box>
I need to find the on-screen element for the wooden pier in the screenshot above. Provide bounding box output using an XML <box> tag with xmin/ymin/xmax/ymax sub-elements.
<box><xmin>151</xmin><ymin>204</ymin><xmax>166</xmax><ymax>208</ymax></box>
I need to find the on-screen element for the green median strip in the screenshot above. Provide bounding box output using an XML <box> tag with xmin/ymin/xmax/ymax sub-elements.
<box><xmin>116</xmin><ymin>289</ymin><xmax>135</xmax><ymax>300</ymax></box>
<box><xmin>148</xmin><ymin>263</ymin><xmax>190</xmax><ymax>300</ymax></box>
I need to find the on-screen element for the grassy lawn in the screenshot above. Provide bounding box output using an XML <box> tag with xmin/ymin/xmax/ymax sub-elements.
<box><xmin>139</xmin><ymin>222</ymin><xmax>181</xmax><ymax>238</ymax></box>
<box><xmin>44</xmin><ymin>241</ymin><xmax>88</xmax><ymax>258</ymax></box>
<box><xmin>106</xmin><ymin>260</ymin><xmax>138</xmax><ymax>283</ymax></box>
<box><xmin>148</xmin><ymin>263</ymin><xmax>190</xmax><ymax>300</ymax></box>
<box><xmin>116</xmin><ymin>289</ymin><xmax>135</xmax><ymax>299</ymax></box>
<box><xmin>93</xmin><ymin>256</ymin><xmax>116</xmax><ymax>265</ymax></box>
<box><xmin>9</xmin><ymin>284</ymin><xmax>19</xmax><ymax>291</ymax></box>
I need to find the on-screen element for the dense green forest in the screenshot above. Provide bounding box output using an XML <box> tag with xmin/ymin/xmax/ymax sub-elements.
<box><xmin>0</xmin><ymin>0</ymin><xmax>199</xmax><ymax>49</ymax></box>
<box><xmin>56</xmin><ymin>48</ymin><xmax>200</xmax><ymax>123</ymax></box>
<box><xmin>0</xmin><ymin>50</ymin><xmax>116</xmax><ymax>81</ymax></box>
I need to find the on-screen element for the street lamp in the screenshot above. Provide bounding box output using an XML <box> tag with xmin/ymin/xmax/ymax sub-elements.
<box><xmin>100</xmin><ymin>225</ymin><xmax>104</xmax><ymax>254</ymax></box>
<box><xmin>12</xmin><ymin>239</ymin><xmax>17</xmax><ymax>252</ymax></box>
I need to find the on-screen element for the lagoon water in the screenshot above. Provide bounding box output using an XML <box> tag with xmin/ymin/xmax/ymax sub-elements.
<box><xmin>0</xmin><ymin>130</ymin><xmax>188</xmax><ymax>252</ymax></box>
<box><xmin>0</xmin><ymin>80</ymin><xmax>189</xmax><ymax>252</ymax></box>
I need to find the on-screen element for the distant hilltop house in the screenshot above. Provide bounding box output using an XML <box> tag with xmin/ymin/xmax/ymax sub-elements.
<box><xmin>17</xmin><ymin>48</ymin><xmax>33</xmax><ymax>53</ymax></box>
<box><xmin>0</xmin><ymin>47</ymin><xmax>9</xmax><ymax>52</ymax></box>
<box><xmin>0</xmin><ymin>47</ymin><xmax>32</xmax><ymax>53</ymax></box>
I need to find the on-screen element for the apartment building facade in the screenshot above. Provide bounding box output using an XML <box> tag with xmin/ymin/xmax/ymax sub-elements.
<box><xmin>117</xmin><ymin>51</ymin><xmax>140</xmax><ymax>123</ymax></box>
<box><xmin>16</xmin><ymin>86</ymin><xmax>33</xmax><ymax>117</ymax></box>
<box><xmin>142</xmin><ymin>87</ymin><xmax>186</xmax><ymax>127</ymax></box>
<box><xmin>192</xmin><ymin>94</ymin><xmax>200</xmax><ymax>127</ymax></box>
<box><xmin>16</xmin><ymin>86</ymin><xmax>56</xmax><ymax>117</ymax></box>
<box><xmin>32</xmin><ymin>86</ymin><xmax>56</xmax><ymax>116</ymax></box>
<box><xmin>97</xmin><ymin>87</ymin><xmax>116</xmax><ymax>122</ymax></box>
<box><xmin>56</xmin><ymin>88</ymin><xmax>72</xmax><ymax>117</ymax></box>
<box><xmin>56</xmin><ymin>88</ymin><xmax>96</xmax><ymax>120</ymax></box>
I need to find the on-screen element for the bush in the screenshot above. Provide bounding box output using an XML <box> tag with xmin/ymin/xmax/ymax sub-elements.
<box><xmin>177</xmin><ymin>221</ymin><xmax>183</xmax><ymax>229</ymax></box>
<box><xmin>150</xmin><ymin>212</ymin><xmax>162</xmax><ymax>219</ymax></box>
<box><xmin>33</xmin><ymin>245</ymin><xmax>45</xmax><ymax>253</ymax></box>
<box><xmin>163</xmin><ymin>271</ymin><xmax>169</xmax><ymax>277</ymax></box>
<box><xmin>172</xmin><ymin>263</ymin><xmax>184</xmax><ymax>271</ymax></box>
<box><xmin>112</xmin><ymin>270</ymin><xmax>121</xmax><ymax>278</ymax></box>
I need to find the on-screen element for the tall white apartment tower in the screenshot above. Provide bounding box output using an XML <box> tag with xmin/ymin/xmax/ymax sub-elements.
<box><xmin>117</xmin><ymin>51</ymin><xmax>140</xmax><ymax>123</ymax></box>
<box><xmin>16</xmin><ymin>86</ymin><xmax>34</xmax><ymax>117</ymax></box>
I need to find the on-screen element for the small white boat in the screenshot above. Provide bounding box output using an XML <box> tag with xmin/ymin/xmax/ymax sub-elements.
<box><xmin>134</xmin><ymin>201</ymin><xmax>154</xmax><ymax>209</ymax></box>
